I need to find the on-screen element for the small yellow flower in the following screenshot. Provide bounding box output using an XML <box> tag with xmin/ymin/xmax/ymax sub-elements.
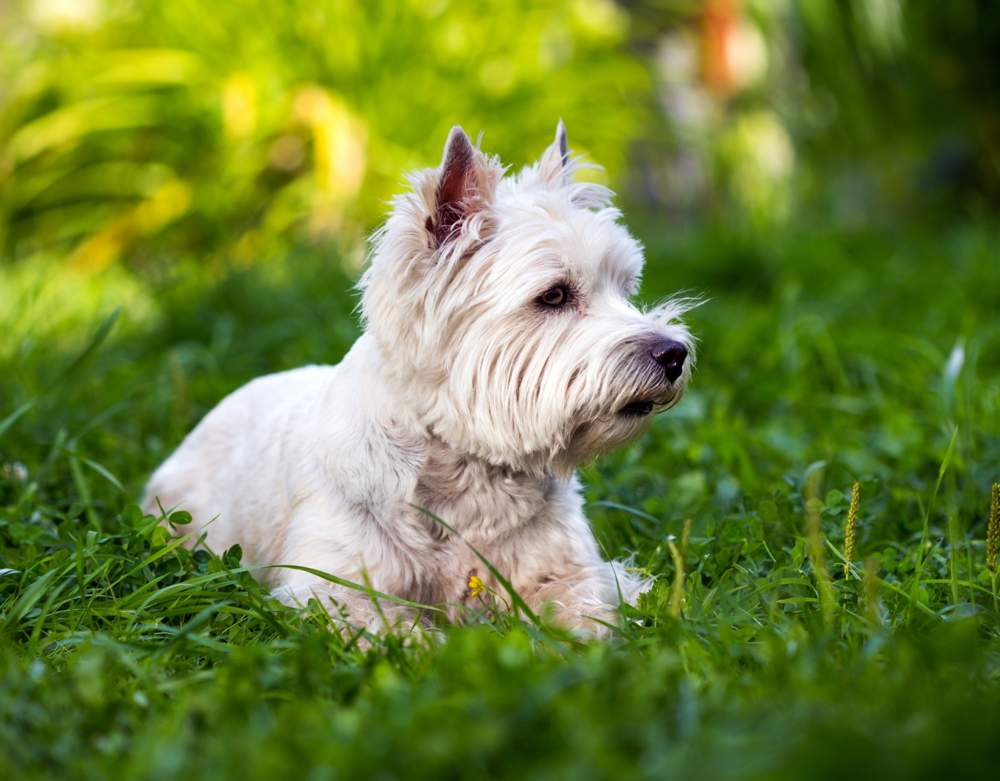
<box><xmin>468</xmin><ymin>574</ymin><xmax>485</xmax><ymax>599</ymax></box>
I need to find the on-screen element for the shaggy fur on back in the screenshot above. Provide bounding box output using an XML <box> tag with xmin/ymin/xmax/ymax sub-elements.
<box><xmin>144</xmin><ymin>122</ymin><xmax>695</xmax><ymax>636</ymax></box>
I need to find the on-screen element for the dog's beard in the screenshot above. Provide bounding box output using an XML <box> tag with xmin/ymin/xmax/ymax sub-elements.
<box><xmin>506</xmin><ymin>342</ymin><xmax>687</xmax><ymax>475</ymax></box>
<box><xmin>553</xmin><ymin>379</ymin><xmax>685</xmax><ymax>472</ymax></box>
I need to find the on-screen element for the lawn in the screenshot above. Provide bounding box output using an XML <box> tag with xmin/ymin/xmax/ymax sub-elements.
<box><xmin>1</xmin><ymin>221</ymin><xmax>999</xmax><ymax>779</ymax></box>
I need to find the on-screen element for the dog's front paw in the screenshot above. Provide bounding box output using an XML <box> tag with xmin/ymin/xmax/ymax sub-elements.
<box><xmin>527</xmin><ymin>560</ymin><xmax>652</xmax><ymax>638</ymax></box>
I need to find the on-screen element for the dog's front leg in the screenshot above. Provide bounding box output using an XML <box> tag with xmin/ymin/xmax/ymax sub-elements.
<box><xmin>268</xmin><ymin>507</ymin><xmax>421</xmax><ymax>638</ymax></box>
<box><xmin>510</xmin><ymin>488</ymin><xmax>653</xmax><ymax>637</ymax></box>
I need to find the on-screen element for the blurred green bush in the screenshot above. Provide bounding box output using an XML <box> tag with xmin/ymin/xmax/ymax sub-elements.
<box><xmin>1</xmin><ymin>0</ymin><xmax>997</xmax><ymax>270</ymax></box>
<box><xmin>0</xmin><ymin>0</ymin><xmax>648</xmax><ymax>269</ymax></box>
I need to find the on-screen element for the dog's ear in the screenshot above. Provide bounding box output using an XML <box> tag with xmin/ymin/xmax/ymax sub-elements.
<box><xmin>538</xmin><ymin>119</ymin><xmax>571</xmax><ymax>186</ymax></box>
<box><xmin>427</xmin><ymin>126</ymin><xmax>490</xmax><ymax>247</ymax></box>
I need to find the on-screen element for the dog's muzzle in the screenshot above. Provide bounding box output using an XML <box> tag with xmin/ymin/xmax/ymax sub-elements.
<box><xmin>616</xmin><ymin>338</ymin><xmax>688</xmax><ymax>418</ymax></box>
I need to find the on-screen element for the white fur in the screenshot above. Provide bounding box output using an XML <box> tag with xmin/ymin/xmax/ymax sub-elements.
<box><xmin>143</xmin><ymin>124</ymin><xmax>694</xmax><ymax>636</ymax></box>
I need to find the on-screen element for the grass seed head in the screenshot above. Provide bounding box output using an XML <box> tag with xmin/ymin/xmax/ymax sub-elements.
<box><xmin>844</xmin><ymin>481</ymin><xmax>860</xmax><ymax>578</ymax></box>
<box><xmin>987</xmin><ymin>482</ymin><xmax>1000</xmax><ymax>572</ymax></box>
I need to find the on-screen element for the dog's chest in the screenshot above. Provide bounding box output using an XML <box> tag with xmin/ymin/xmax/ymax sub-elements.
<box><xmin>383</xmin><ymin>441</ymin><xmax>552</xmax><ymax>603</ymax></box>
<box><xmin>412</xmin><ymin>440</ymin><xmax>553</xmax><ymax>546</ymax></box>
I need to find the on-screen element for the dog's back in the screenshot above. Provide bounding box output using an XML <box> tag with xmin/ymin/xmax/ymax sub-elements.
<box><xmin>143</xmin><ymin>364</ymin><xmax>338</xmax><ymax>564</ymax></box>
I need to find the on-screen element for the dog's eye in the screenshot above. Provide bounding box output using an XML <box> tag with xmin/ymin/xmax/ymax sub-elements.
<box><xmin>538</xmin><ymin>285</ymin><xmax>570</xmax><ymax>308</ymax></box>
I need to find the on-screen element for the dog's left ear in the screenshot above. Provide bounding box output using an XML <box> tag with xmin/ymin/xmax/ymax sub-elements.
<box><xmin>427</xmin><ymin>126</ymin><xmax>492</xmax><ymax>247</ymax></box>
<box><xmin>538</xmin><ymin>120</ymin><xmax>571</xmax><ymax>187</ymax></box>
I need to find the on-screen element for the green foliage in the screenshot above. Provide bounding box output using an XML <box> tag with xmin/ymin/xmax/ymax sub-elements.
<box><xmin>4</xmin><ymin>0</ymin><xmax>1000</xmax><ymax>267</ymax></box>
<box><xmin>0</xmin><ymin>0</ymin><xmax>646</xmax><ymax>264</ymax></box>
<box><xmin>2</xmin><ymin>222</ymin><xmax>999</xmax><ymax>779</ymax></box>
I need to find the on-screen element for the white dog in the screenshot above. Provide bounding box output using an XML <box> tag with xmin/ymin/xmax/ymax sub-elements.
<box><xmin>143</xmin><ymin>122</ymin><xmax>694</xmax><ymax>635</ymax></box>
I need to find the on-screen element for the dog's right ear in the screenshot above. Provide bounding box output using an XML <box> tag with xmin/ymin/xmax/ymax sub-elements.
<box><xmin>427</xmin><ymin>126</ymin><xmax>490</xmax><ymax>247</ymax></box>
<box><xmin>538</xmin><ymin>119</ymin><xmax>571</xmax><ymax>187</ymax></box>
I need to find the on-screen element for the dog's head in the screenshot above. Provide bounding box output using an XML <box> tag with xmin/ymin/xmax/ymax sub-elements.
<box><xmin>360</xmin><ymin>123</ymin><xmax>695</xmax><ymax>473</ymax></box>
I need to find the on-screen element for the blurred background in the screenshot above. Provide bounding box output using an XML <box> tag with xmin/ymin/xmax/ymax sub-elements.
<box><xmin>2</xmin><ymin>8</ymin><xmax>1000</xmax><ymax>770</ymax></box>
<box><xmin>2</xmin><ymin>0</ymin><xmax>997</xmax><ymax>275</ymax></box>
<box><xmin>3</xmin><ymin>8</ymin><xmax>1000</xmax><ymax>777</ymax></box>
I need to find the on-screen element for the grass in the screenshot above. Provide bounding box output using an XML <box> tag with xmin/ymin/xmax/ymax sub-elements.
<box><xmin>1</xmin><ymin>221</ymin><xmax>999</xmax><ymax>779</ymax></box>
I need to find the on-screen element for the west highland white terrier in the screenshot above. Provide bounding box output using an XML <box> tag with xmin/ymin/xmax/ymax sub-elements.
<box><xmin>143</xmin><ymin>122</ymin><xmax>695</xmax><ymax>636</ymax></box>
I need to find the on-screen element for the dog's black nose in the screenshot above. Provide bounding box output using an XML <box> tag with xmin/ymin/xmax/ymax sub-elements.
<box><xmin>651</xmin><ymin>340</ymin><xmax>687</xmax><ymax>383</ymax></box>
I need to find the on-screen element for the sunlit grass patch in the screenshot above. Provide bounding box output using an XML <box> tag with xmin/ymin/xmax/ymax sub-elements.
<box><xmin>0</xmin><ymin>255</ymin><xmax>158</xmax><ymax>360</ymax></box>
